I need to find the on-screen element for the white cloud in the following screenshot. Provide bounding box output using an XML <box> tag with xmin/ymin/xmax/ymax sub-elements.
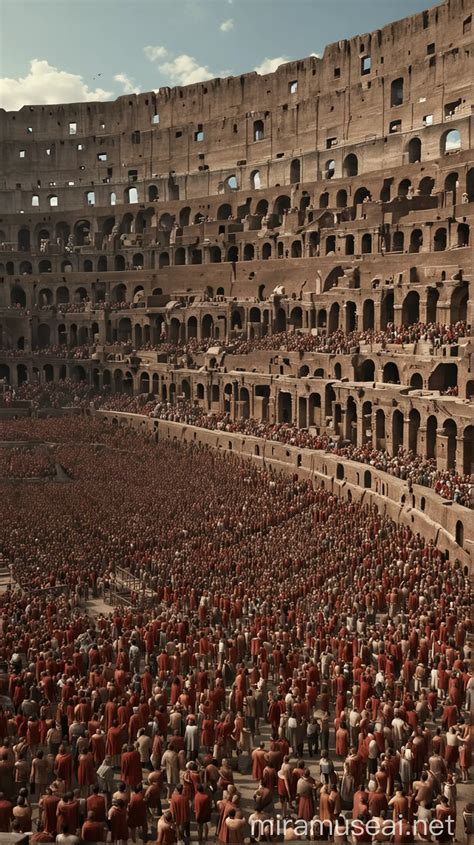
<box><xmin>220</xmin><ymin>18</ymin><xmax>234</xmax><ymax>32</ymax></box>
<box><xmin>254</xmin><ymin>56</ymin><xmax>290</xmax><ymax>75</ymax></box>
<box><xmin>158</xmin><ymin>54</ymin><xmax>215</xmax><ymax>86</ymax></box>
<box><xmin>143</xmin><ymin>45</ymin><xmax>169</xmax><ymax>62</ymax></box>
<box><xmin>114</xmin><ymin>72</ymin><xmax>140</xmax><ymax>94</ymax></box>
<box><xmin>0</xmin><ymin>59</ymin><xmax>112</xmax><ymax>111</ymax></box>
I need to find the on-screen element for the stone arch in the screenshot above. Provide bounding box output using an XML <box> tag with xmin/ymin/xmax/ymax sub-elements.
<box><xmin>328</xmin><ymin>302</ymin><xmax>340</xmax><ymax>333</ymax></box>
<box><xmin>243</xmin><ymin>243</ymin><xmax>255</xmax><ymax>261</ymax></box>
<box><xmin>407</xmin><ymin>136</ymin><xmax>421</xmax><ymax>163</ymax></box>
<box><xmin>362</xmin><ymin>299</ymin><xmax>374</xmax><ymax>330</ymax></box>
<box><xmin>273</xmin><ymin>195</ymin><xmax>290</xmax><ymax>222</ymax></box>
<box><xmin>343</xmin><ymin>153</ymin><xmax>358</xmax><ymax>177</ymax></box>
<box><xmin>383</xmin><ymin>361</ymin><xmax>400</xmax><ymax>383</ymax></box>
<box><xmin>174</xmin><ymin>247</ymin><xmax>186</xmax><ymax>265</ymax></box>
<box><xmin>408</xmin><ymin>408</ymin><xmax>420</xmax><ymax>453</ymax></box>
<box><xmin>419</xmin><ymin>176</ymin><xmax>434</xmax><ymax>196</ymax></box>
<box><xmin>202</xmin><ymin>314</ymin><xmax>214</xmax><ymax>338</ymax></box>
<box><xmin>402</xmin><ymin>290</ymin><xmax>420</xmax><ymax>324</ymax></box>
<box><xmin>450</xmin><ymin>282</ymin><xmax>468</xmax><ymax>322</ymax></box>
<box><xmin>217</xmin><ymin>203</ymin><xmax>232</xmax><ymax>220</ymax></box>
<box><xmin>441</xmin><ymin>129</ymin><xmax>461</xmax><ymax>154</ymax></box>
<box><xmin>262</xmin><ymin>242</ymin><xmax>272</xmax><ymax>260</ymax></box>
<box><xmin>426</xmin><ymin>287</ymin><xmax>439</xmax><ymax>322</ymax></box>
<box><xmin>443</xmin><ymin>419</ymin><xmax>457</xmax><ymax>470</ymax></box>
<box><xmin>392</xmin><ymin>409</ymin><xmax>404</xmax><ymax>455</ymax></box>
<box><xmin>463</xmin><ymin>425</ymin><xmax>473</xmax><ymax>475</ymax></box>
<box><xmin>375</xmin><ymin>409</ymin><xmax>385</xmax><ymax>447</ymax></box>
<box><xmin>353</xmin><ymin>186</ymin><xmax>370</xmax><ymax>205</ymax></box>
<box><xmin>336</xmin><ymin>189</ymin><xmax>347</xmax><ymax>208</ymax></box>
<box><xmin>410</xmin><ymin>373</ymin><xmax>423</xmax><ymax>390</ymax></box>
<box><xmin>433</xmin><ymin>227</ymin><xmax>447</xmax><ymax>251</ymax></box>
<box><xmin>290</xmin><ymin>158</ymin><xmax>301</xmax><ymax>184</ymax></box>
<box><xmin>457</xmin><ymin>223</ymin><xmax>469</xmax><ymax>247</ymax></box>
<box><xmin>381</xmin><ymin>291</ymin><xmax>394</xmax><ymax>328</ymax></box>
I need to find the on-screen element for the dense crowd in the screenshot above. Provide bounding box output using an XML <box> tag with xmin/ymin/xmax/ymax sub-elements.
<box><xmin>0</xmin><ymin>417</ymin><xmax>471</xmax><ymax>844</ymax></box>
<box><xmin>142</xmin><ymin>402</ymin><xmax>473</xmax><ymax>510</ymax></box>
<box><xmin>1</xmin><ymin>383</ymin><xmax>471</xmax><ymax>509</ymax></box>
<box><xmin>0</xmin><ymin>446</ymin><xmax>57</xmax><ymax>479</ymax></box>
<box><xmin>2</xmin><ymin>346</ymin><xmax>92</xmax><ymax>360</ymax></box>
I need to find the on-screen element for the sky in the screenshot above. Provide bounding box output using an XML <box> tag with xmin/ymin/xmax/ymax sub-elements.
<box><xmin>0</xmin><ymin>0</ymin><xmax>439</xmax><ymax>112</ymax></box>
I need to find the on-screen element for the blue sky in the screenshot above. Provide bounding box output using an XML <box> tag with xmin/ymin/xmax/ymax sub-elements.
<box><xmin>0</xmin><ymin>0</ymin><xmax>438</xmax><ymax>111</ymax></box>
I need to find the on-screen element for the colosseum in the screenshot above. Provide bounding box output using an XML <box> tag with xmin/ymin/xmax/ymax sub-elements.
<box><xmin>0</xmin><ymin>0</ymin><xmax>472</xmax><ymax>555</ymax></box>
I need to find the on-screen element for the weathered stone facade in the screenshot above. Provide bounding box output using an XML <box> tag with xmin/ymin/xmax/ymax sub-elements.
<box><xmin>0</xmin><ymin>1</ymin><xmax>472</xmax><ymax>505</ymax></box>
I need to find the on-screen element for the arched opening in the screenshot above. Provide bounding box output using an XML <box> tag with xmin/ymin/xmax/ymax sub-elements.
<box><xmin>410</xmin><ymin>373</ymin><xmax>423</xmax><ymax>390</ymax></box>
<box><xmin>139</xmin><ymin>372</ymin><xmax>150</xmax><ymax>393</ymax></box>
<box><xmin>346</xmin><ymin>397</ymin><xmax>357</xmax><ymax>444</ymax></box>
<box><xmin>466</xmin><ymin>168</ymin><xmax>474</xmax><ymax>201</ymax></box>
<box><xmin>111</xmin><ymin>283</ymin><xmax>127</xmax><ymax>303</ymax></box>
<box><xmin>309</xmin><ymin>232</ymin><xmax>319</xmax><ymax>257</ymax></box>
<box><xmin>375</xmin><ymin>409</ymin><xmax>385</xmax><ymax>448</ymax></box>
<box><xmin>336</xmin><ymin>189</ymin><xmax>347</xmax><ymax>208</ymax></box>
<box><xmin>18</xmin><ymin>228</ymin><xmax>31</xmax><ymax>251</ymax></box>
<box><xmin>328</xmin><ymin>302</ymin><xmax>340</xmax><ymax>333</ymax></box>
<box><xmin>343</xmin><ymin>153</ymin><xmax>358</xmax><ymax>177</ymax></box>
<box><xmin>174</xmin><ymin>247</ymin><xmax>186</xmax><ymax>265</ymax></box>
<box><xmin>381</xmin><ymin>291</ymin><xmax>394</xmax><ymax>329</ymax></box>
<box><xmin>274</xmin><ymin>195</ymin><xmax>290</xmax><ymax>223</ymax></box>
<box><xmin>74</xmin><ymin>220</ymin><xmax>91</xmax><ymax>246</ymax></box>
<box><xmin>17</xmin><ymin>364</ymin><xmax>28</xmax><ymax>385</ymax></box>
<box><xmin>357</xmin><ymin>360</ymin><xmax>375</xmax><ymax>382</ymax></box>
<box><xmin>308</xmin><ymin>393</ymin><xmax>321</xmax><ymax>427</ymax></box>
<box><xmin>262</xmin><ymin>242</ymin><xmax>272</xmax><ymax>260</ymax></box>
<box><xmin>354</xmin><ymin>187</ymin><xmax>370</xmax><ymax>206</ymax></box>
<box><xmin>227</xmin><ymin>246</ymin><xmax>238</xmax><ymax>262</ymax></box>
<box><xmin>290</xmin><ymin>307</ymin><xmax>303</xmax><ymax>329</ymax></box>
<box><xmin>86</xmin><ymin>190</ymin><xmax>95</xmax><ymax>206</ymax></box>
<box><xmin>383</xmin><ymin>362</ymin><xmax>400</xmax><ymax>384</ymax></box>
<box><xmin>363</xmin><ymin>299</ymin><xmax>374</xmax><ymax>330</ymax></box>
<box><xmin>426</xmin><ymin>287</ymin><xmax>439</xmax><ymax>322</ymax></box>
<box><xmin>275</xmin><ymin>308</ymin><xmax>286</xmax><ymax>333</ymax></box>
<box><xmin>455</xmin><ymin>521</ymin><xmax>464</xmax><ymax>548</ymax></box>
<box><xmin>364</xmin><ymin>470</ymin><xmax>372</xmax><ymax>489</ymax></box>
<box><xmin>98</xmin><ymin>255</ymin><xmax>107</xmax><ymax>272</ymax></box>
<box><xmin>336</xmin><ymin>464</ymin><xmax>344</xmax><ymax>481</ymax></box>
<box><xmin>83</xmin><ymin>259</ymin><xmax>93</xmax><ymax>272</ymax></box>
<box><xmin>208</xmin><ymin>246</ymin><xmax>221</xmax><ymax>263</ymax></box>
<box><xmin>239</xmin><ymin>387</ymin><xmax>250</xmax><ymax>419</ymax></box>
<box><xmin>398</xmin><ymin>179</ymin><xmax>412</xmax><ymax>199</ymax></box>
<box><xmin>19</xmin><ymin>261</ymin><xmax>32</xmax><ymax>275</ymax></box>
<box><xmin>124</xmin><ymin>186</ymin><xmax>139</xmax><ymax>204</ymax></box>
<box><xmin>291</xmin><ymin>240</ymin><xmax>302</xmax><ymax>258</ymax></box>
<box><xmin>457</xmin><ymin>223</ymin><xmax>469</xmax><ymax>247</ymax></box>
<box><xmin>191</xmin><ymin>249</ymin><xmax>202</xmax><ymax>265</ymax></box>
<box><xmin>118</xmin><ymin>318</ymin><xmax>132</xmax><ymax>342</ymax></box>
<box><xmin>38</xmin><ymin>288</ymin><xmax>53</xmax><ymax>307</ymax></box>
<box><xmin>159</xmin><ymin>252</ymin><xmax>170</xmax><ymax>268</ymax></box>
<box><xmin>443</xmin><ymin>419</ymin><xmax>457</xmax><ymax>470</ymax></box>
<box><xmin>407</xmin><ymin>137</ymin><xmax>421</xmax><ymax>163</ymax></box>
<box><xmin>250</xmin><ymin>169</ymin><xmax>261</xmax><ymax>190</ymax></box>
<box><xmin>426</xmin><ymin>415</ymin><xmax>437</xmax><ymax>459</ymax></box>
<box><xmin>56</xmin><ymin>286</ymin><xmax>69</xmax><ymax>305</ymax></box>
<box><xmin>168</xmin><ymin>319</ymin><xmax>181</xmax><ymax>344</ymax></box>
<box><xmin>148</xmin><ymin>184</ymin><xmax>159</xmax><ymax>202</ymax></box>
<box><xmin>463</xmin><ymin>425</ymin><xmax>473</xmax><ymax>475</ymax></box>
<box><xmin>37</xmin><ymin>324</ymin><xmax>51</xmax><ymax>347</ymax></box>
<box><xmin>38</xmin><ymin>259</ymin><xmax>52</xmax><ymax>273</ymax></box>
<box><xmin>408</xmin><ymin>409</ymin><xmax>420</xmax><ymax>453</ymax></box>
<box><xmin>345</xmin><ymin>235</ymin><xmax>354</xmax><ymax>255</ymax></box>
<box><xmin>217</xmin><ymin>203</ymin><xmax>232</xmax><ymax>220</ymax></box>
<box><xmin>361</xmin><ymin>233</ymin><xmax>372</xmax><ymax>254</ymax></box>
<box><xmin>419</xmin><ymin>176</ymin><xmax>434</xmax><ymax>196</ymax></box>
<box><xmin>392</xmin><ymin>231</ymin><xmax>404</xmax><ymax>252</ymax></box>
<box><xmin>243</xmin><ymin>244</ymin><xmax>255</xmax><ymax>261</ymax></box>
<box><xmin>402</xmin><ymin>290</ymin><xmax>420</xmax><ymax>324</ymax></box>
<box><xmin>433</xmin><ymin>227</ymin><xmax>447</xmax><ymax>251</ymax></box>
<box><xmin>256</xmin><ymin>198</ymin><xmax>269</xmax><ymax>217</ymax></box>
<box><xmin>325</xmin><ymin>159</ymin><xmax>335</xmax><ymax>179</ymax></box>
<box><xmin>114</xmin><ymin>255</ymin><xmax>125</xmax><ymax>271</ymax></box>
<box><xmin>450</xmin><ymin>282</ymin><xmax>468</xmax><ymax>322</ymax></box>
<box><xmin>319</xmin><ymin>192</ymin><xmax>329</xmax><ymax>209</ymax></box>
<box><xmin>390</xmin><ymin>77</ymin><xmax>404</xmax><ymax>107</ymax></box>
<box><xmin>278</xmin><ymin>392</ymin><xmax>292</xmax><ymax>423</ymax></box>
<box><xmin>442</xmin><ymin>129</ymin><xmax>461</xmax><ymax>154</ymax></box>
<box><xmin>187</xmin><ymin>316</ymin><xmax>198</xmax><ymax>339</ymax></box>
<box><xmin>392</xmin><ymin>409</ymin><xmax>404</xmax><ymax>455</ymax></box>
<box><xmin>231</xmin><ymin>310</ymin><xmax>243</xmax><ymax>331</ymax></box>
<box><xmin>345</xmin><ymin>301</ymin><xmax>356</xmax><ymax>332</ymax></box>
<box><xmin>290</xmin><ymin>159</ymin><xmax>301</xmax><ymax>184</ymax></box>
<box><xmin>225</xmin><ymin>175</ymin><xmax>238</xmax><ymax>192</ymax></box>
<box><xmin>428</xmin><ymin>363</ymin><xmax>458</xmax><ymax>392</ymax></box>
<box><xmin>202</xmin><ymin>314</ymin><xmax>214</xmax><ymax>339</ymax></box>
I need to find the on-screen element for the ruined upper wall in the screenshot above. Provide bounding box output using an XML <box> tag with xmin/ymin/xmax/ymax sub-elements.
<box><xmin>0</xmin><ymin>0</ymin><xmax>470</xmax><ymax>141</ymax></box>
<box><xmin>0</xmin><ymin>0</ymin><xmax>471</xmax><ymax>210</ymax></box>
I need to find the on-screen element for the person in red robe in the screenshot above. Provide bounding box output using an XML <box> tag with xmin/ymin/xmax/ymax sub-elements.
<box><xmin>120</xmin><ymin>744</ymin><xmax>142</xmax><ymax>789</ymax></box>
<box><xmin>170</xmin><ymin>783</ymin><xmax>191</xmax><ymax>841</ymax></box>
